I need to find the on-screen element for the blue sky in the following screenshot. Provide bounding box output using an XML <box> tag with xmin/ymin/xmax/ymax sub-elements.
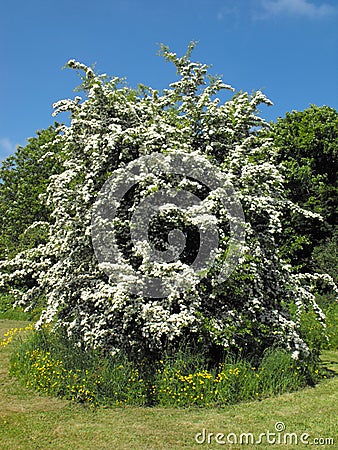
<box><xmin>0</xmin><ymin>0</ymin><xmax>337</xmax><ymax>161</ymax></box>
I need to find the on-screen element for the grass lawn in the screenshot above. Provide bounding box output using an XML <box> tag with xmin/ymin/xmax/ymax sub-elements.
<box><xmin>0</xmin><ymin>320</ymin><xmax>337</xmax><ymax>450</ymax></box>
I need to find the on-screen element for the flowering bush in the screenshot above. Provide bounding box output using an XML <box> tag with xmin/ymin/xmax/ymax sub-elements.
<box><xmin>1</xmin><ymin>43</ymin><xmax>336</xmax><ymax>363</ymax></box>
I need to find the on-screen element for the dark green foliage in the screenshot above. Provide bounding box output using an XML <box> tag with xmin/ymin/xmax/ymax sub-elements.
<box><xmin>311</xmin><ymin>229</ymin><xmax>338</xmax><ymax>283</ymax></box>
<box><xmin>270</xmin><ymin>105</ymin><xmax>338</xmax><ymax>271</ymax></box>
<box><xmin>0</xmin><ymin>125</ymin><xmax>63</xmax><ymax>259</ymax></box>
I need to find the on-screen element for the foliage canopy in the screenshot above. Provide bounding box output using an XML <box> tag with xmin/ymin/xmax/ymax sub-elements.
<box><xmin>1</xmin><ymin>45</ymin><xmax>336</xmax><ymax>364</ymax></box>
<box><xmin>270</xmin><ymin>105</ymin><xmax>338</xmax><ymax>272</ymax></box>
<box><xmin>0</xmin><ymin>125</ymin><xmax>62</xmax><ymax>259</ymax></box>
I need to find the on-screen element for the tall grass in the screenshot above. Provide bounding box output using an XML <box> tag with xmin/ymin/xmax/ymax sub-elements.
<box><xmin>6</xmin><ymin>326</ymin><xmax>325</xmax><ymax>408</ymax></box>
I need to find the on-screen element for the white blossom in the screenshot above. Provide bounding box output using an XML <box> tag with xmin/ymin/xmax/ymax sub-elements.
<box><xmin>1</xmin><ymin>49</ymin><xmax>336</xmax><ymax>360</ymax></box>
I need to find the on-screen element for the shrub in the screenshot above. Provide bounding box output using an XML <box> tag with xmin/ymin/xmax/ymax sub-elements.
<box><xmin>1</xmin><ymin>44</ymin><xmax>336</xmax><ymax>364</ymax></box>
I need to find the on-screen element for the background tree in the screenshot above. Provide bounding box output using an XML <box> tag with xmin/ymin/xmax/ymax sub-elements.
<box><xmin>270</xmin><ymin>105</ymin><xmax>338</xmax><ymax>276</ymax></box>
<box><xmin>0</xmin><ymin>125</ymin><xmax>63</xmax><ymax>259</ymax></box>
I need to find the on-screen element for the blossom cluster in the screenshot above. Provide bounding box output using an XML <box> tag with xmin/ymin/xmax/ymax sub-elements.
<box><xmin>1</xmin><ymin>44</ymin><xmax>336</xmax><ymax>360</ymax></box>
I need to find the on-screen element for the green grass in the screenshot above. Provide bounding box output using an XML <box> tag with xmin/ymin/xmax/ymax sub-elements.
<box><xmin>8</xmin><ymin>324</ymin><xmax>324</xmax><ymax>408</ymax></box>
<box><xmin>0</xmin><ymin>319</ymin><xmax>337</xmax><ymax>449</ymax></box>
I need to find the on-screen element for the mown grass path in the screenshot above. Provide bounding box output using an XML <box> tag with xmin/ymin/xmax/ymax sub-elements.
<box><xmin>1</xmin><ymin>320</ymin><xmax>337</xmax><ymax>449</ymax></box>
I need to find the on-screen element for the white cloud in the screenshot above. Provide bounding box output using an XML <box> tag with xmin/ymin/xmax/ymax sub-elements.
<box><xmin>256</xmin><ymin>0</ymin><xmax>336</xmax><ymax>19</ymax></box>
<box><xmin>216</xmin><ymin>0</ymin><xmax>240</xmax><ymax>21</ymax></box>
<box><xmin>0</xmin><ymin>138</ymin><xmax>18</xmax><ymax>160</ymax></box>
